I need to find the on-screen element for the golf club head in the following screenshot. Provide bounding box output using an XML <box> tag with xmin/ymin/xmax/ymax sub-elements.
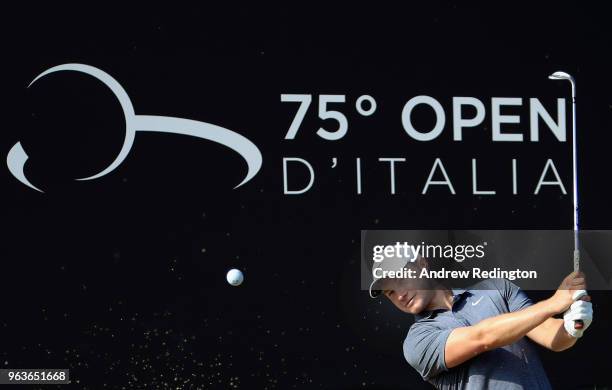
<box><xmin>548</xmin><ymin>71</ymin><xmax>574</xmax><ymax>81</ymax></box>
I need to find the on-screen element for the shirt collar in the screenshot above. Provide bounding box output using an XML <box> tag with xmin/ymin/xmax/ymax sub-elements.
<box><xmin>452</xmin><ymin>288</ymin><xmax>471</xmax><ymax>301</ymax></box>
<box><xmin>415</xmin><ymin>288</ymin><xmax>472</xmax><ymax>321</ymax></box>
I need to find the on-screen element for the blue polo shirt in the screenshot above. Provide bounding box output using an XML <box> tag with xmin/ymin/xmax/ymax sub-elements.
<box><xmin>403</xmin><ymin>279</ymin><xmax>552</xmax><ymax>389</ymax></box>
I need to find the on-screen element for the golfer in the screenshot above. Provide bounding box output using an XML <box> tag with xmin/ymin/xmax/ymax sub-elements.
<box><xmin>369</xmin><ymin>256</ymin><xmax>594</xmax><ymax>389</ymax></box>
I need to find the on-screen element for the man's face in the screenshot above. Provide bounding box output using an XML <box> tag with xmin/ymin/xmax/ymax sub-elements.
<box><xmin>381</xmin><ymin>277</ymin><xmax>436</xmax><ymax>315</ymax></box>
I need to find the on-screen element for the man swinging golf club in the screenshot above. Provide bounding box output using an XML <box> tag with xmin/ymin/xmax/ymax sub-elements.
<box><xmin>368</xmin><ymin>70</ymin><xmax>593</xmax><ymax>389</ymax></box>
<box><xmin>369</xmin><ymin>251</ymin><xmax>594</xmax><ymax>389</ymax></box>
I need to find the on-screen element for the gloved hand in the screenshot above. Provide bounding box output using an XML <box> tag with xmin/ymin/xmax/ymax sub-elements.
<box><xmin>563</xmin><ymin>290</ymin><xmax>593</xmax><ymax>338</ymax></box>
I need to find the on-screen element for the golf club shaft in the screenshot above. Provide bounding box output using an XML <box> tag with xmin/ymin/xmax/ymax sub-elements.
<box><xmin>571</xmin><ymin>80</ymin><xmax>584</xmax><ymax>330</ymax></box>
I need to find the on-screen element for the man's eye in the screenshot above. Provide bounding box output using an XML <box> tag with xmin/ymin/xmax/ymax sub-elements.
<box><xmin>385</xmin><ymin>290</ymin><xmax>394</xmax><ymax>297</ymax></box>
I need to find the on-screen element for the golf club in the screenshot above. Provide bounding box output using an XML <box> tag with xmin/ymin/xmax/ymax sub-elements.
<box><xmin>548</xmin><ymin>71</ymin><xmax>584</xmax><ymax>330</ymax></box>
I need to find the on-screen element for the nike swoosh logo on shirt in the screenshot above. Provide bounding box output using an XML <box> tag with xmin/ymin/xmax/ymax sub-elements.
<box><xmin>472</xmin><ymin>296</ymin><xmax>484</xmax><ymax>306</ymax></box>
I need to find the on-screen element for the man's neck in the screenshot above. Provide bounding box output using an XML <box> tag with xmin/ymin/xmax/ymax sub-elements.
<box><xmin>424</xmin><ymin>287</ymin><xmax>454</xmax><ymax>312</ymax></box>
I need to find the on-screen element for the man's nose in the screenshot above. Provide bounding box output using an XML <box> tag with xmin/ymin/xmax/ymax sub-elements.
<box><xmin>397</xmin><ymin>292</ymin><xmax>408</xmax><ymax>302</ymax></box>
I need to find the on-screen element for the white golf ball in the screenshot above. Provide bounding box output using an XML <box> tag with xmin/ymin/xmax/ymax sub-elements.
<box><xmin>226</xmin><ymin>268</ymin><xmax>244</xmax><ymax>286</ymax></box>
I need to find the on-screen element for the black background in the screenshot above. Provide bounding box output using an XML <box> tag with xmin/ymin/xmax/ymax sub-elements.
<box><xmin>1</xmin><ymin>3</ymin><xmax>612</xmax><ymax>389</ymax></box>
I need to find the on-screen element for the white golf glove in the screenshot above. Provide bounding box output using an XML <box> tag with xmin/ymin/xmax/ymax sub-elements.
<box><xmin>563</xmin><ymin>290</ymin><xmax>593</xmax><ymax>338</ymax></box>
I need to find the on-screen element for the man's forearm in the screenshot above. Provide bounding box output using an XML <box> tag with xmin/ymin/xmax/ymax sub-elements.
<box><xmin>445</xmin><ymin>298</ymin><xmax>559</xmax><ymax>368</ymax></box>
<box><xmin>527</xmin><ymin>317</ymin><xmax>578</xmax><ymax>351</ymax></box>
<box><xmin>545</xmin><ymin>318</ymin><xmax>577</xmax><ymax>351</ymax></box>
<box><xmin>445</xmin><ymin>274</ymin><xmax>586</xmax><ymax>369</ymax></box>
<box><xmin>473</xmin><ymin>298</ymin><xmax>557</xmax><ymax>350</ymax></box>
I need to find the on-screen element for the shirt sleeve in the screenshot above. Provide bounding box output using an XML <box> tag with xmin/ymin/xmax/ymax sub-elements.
<box><xmin>499</xmin><ymin>278</ymin><xmax>533</xmax><ymax>312</ymax></box>
<box><xmin>403</xmin><ymin>322</ymin><xmax>453</xmax><ymax>381</ymax></box>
